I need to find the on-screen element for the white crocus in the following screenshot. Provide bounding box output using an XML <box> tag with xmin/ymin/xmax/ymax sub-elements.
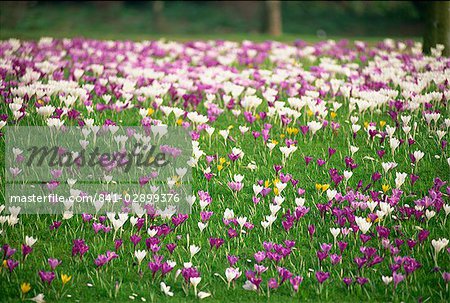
<box><xmin>198</xmin><ymin>291</ymin><xmax>211</xmax><ymax>299</ymax></box>
<box><xmin>190</xmin><ymin>245</ymin><xmax>201</xmax><ymax>258</ymax></box>
<box><xmin>236</xmin><ymin>217</ymin><xmax>247</xmax><ymax>228</ymax></box>
<box><xmin>425</xmin><ymin>209</ymin><xmax>436</xmax><ymax>220</ymax></box>
<box><xmin>355</xmin><ymin>216</ymin><xmax>372</xmax><ymax>234</ymax></box>
<box><xmin>330</xmin><ymin>228</ymin><xmax>340</xmax><ymax>242</ymax></box>
<box><xmin>382</xmin><ymin>276</ymin><xmax>393</xmax><ymax>285</ymax></box>
<box><xmin>160</xmin><ymin>282</ymin><xmax>174</xmax><ymax>297</ymax></box>
<box><xmin>431</xmin><ymin>238</ymin><xmax>449</xmax><ymax>267</ymax></box>
<box><xmin>413</xmin><ymin>150</ymin><xmax>424</xmax><ymax>163</ymax></box>
<box><xmin>395</xmin><ymin>172</ymin><xmax>407</xmax><ymax>188</ymax></box>
<box><xmin>134</xmin><ymin>250</ymin><xmax>147</xmax><ymax>265</ymax></box>
<box><xmin>25</xmin><ymin>236</ymin><xmax>37</xmax><ymax>247</ymax></box>
<box><xmin>223</xmin><ymin>208</ymin><xmax>235</xmax><ymax>220</ymax></box>
<box><xmin>225</xmin><ymin>267</ymin><xmax>240</xmax><ymax>283</ymax></box>
<box><xmin>343</xmin><ymin>170</ymin><xmax>353</xmax><ymax>180</ymax></box>
<box><xmin>198</xmin><ymin>222</ymin><xmax>208</xmax><ymax>232</ymax></box>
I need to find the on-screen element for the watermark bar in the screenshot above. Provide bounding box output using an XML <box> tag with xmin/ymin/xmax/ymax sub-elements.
<box><xmin>4</xmin><ymin>126</ymin><xmax>192</xmax><ymax>214</ymax></box>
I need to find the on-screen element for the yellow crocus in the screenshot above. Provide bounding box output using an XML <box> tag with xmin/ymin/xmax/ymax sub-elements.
<box><xmin>379</xmin><ymin>120</ymin><xmax>386</xmax><ymax>127</ymax></box>
<box><xmin>21</xmin><ymin>282</ymin><xmax>31</xmax><ymax>294</ymax></box>
<box><xmin>321</xmin><ymin>184</ymin><xmax>330</xmax><ymax>191</ymax></box>
<box><xmin>147</xmin><ymin>108</ymin><xmax>154</xmax><ymax>116</ymax></box>
<box><xmin>176</xmin><ymin>118</ymin><xmax>183</xmax><ymax>126</ymax></box>
<box><xmin>264</xmin><ymin>180</ymin><xmax>271</xmax><ymax>188</ymax></box>
<box><xmin>315</xmin><ymin>183</ymin><xmax>322</xmax><ymax>191</ymax></box>
<box><xmin>280</xmin><ymin>134</ymin><xmax>285</xmax><ymax>139</ymax></box>
<box><xmin>330</xmin><ymin>112</ymin><xmax>337</xmax><ymax>119</ymax></box>
<box><xmin>364</xmin><ymin>121</ymin><xmax>369</xmax><ymax>128</ymax></box>
<box><xmin>219</xmin><ymin>157</ymin><xmax>226</xmax><ymax>164</ymax></box>
<box><xmin>273</xmin><ymin>187</ymin><xmax>279</xmax><ymax>196</ymax></box>
<box><xmin>286</xmin><ymin>127</ymin><xmax>299</xmax><ymax>135</ymax></box>
<box><xmin>382</xmin><ymin>184</ymin><xmax>390</xmax><ymax>193</ymax></box>
<box><xmin>307</xmin><ymin>109</ymin><xmax>313</xmax><ymax>116</ymax></box>
<box><xmin>217</xmin><ymin>164</ymin><xmax>223</xmax><ymax>171</ymax></box>
<box><xmin>61</xmin><ymin>274</ymin><xmax>72</xmax><ymax>285</ymax></box>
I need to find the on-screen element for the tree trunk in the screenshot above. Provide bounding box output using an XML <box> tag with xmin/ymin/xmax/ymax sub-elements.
<box><xmin>423</xmin><ymin>1</ymin><xmax>450</xmax><ymax>56</ymax></box>
<box><xmin>153</xmin><ymin>1</ymin><xmax>165</xmax><ymax>32</ymax></box>
<box><xmin>266</xmin><ymin>1</ymin><xmax>282</xmax><ymax>36</ymax></box>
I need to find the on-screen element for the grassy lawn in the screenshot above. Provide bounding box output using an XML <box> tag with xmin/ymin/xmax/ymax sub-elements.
<box><xmin>0</xmin><ymin>29</ymin><xmax>420</xmax><ymax>43</ymax></box>
<box><xmin>0</xmin><ymin>37</ymin><xmax>448</xmax><ymax>303</ymax></box>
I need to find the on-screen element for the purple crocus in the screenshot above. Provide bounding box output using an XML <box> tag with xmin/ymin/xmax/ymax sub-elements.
<box><xmin>343</xmin><ymin>277</ymin><xmax>353</xmax><ymax>286</ymax></box>
<box><xmin>21</xmin><ymin>244</ymin><xmax>33</xmax><ymax>258</ymax></box>
<box><xmin>315</xmin><ymin>271</ymin><xmax>330</xmax><ymax>284</ymax></box>
<box><xmin>290</xmin><ymin>276</ymin><xmax>303</xmax><ymax>292</ymax></box>
<box><xmin>130</xmin><ymin>234</ymin><xmax>142</xmax><ymax>247</ymax></box>
<box><xmin>227</xmin><ymin>255</ymin><xmax>239</xmax><ymax>267</ymax></box>
<box><xmin>39</xmin><ymin>270</ymin><xmax>56</xmax><ymax>285</ymax></box>
<box><xmin>166</xmin><ymin>243</ymin><xmax>177</xmax><ymax>254</ymax></box>
<box><xmin>6</xmin><ymin>259</ymin><xmax>19</xmax><ymax>273</ymax></box>
<box><xmin>308</xmin><ymin>224</ymin><xmax>315</xmax><ymax>239</ymax></box>
<box><xmin>115</xmin><ymin>239</ymin><xmax>123</xmax><ymax>251</ymax></box>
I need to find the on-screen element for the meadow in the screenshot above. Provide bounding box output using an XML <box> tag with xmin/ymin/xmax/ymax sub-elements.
<box><xmin>0</xmin><ymin>37</ymin><xmax>449</xmax><ymax>302</ymax></box>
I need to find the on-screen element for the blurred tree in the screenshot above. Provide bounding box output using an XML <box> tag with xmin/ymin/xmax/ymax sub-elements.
<box><xmin>217</xmin><ymin>1</ymin><xmax>263</xmax><ymax>33</ymax></box>
<box><xmin>91</xmin><ymin>1</ymin><xmax>123</xmax><ymax>10</ymax></box>
<box><xmin>423</xmin><ymin>1</ymin><xmax>450</xmax><ymax>56</ymax></box>
<box><xmin>1</xmin><ymin>1</ymin><xmax>28</xmax><ymax>27</ymax></box>
<box><xmin>266</xmin><ymin>0</ymin><xmax>282</xmax><ymax>36</ymax></box>
<box><xmin>152</xmin><ymin>1</ymin><xmax>165</xmax><ymax>32</ymax></box>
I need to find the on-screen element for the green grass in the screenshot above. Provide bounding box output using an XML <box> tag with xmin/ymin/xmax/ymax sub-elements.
<box><xmin>0</xmin><ymin>29</ymin><xmax>420</xmax><ymax>44</ymax></box>
<box><xmin>0</xmin><ymin>39</ymin><xmax>448</xmax><ymax>303</ymax></box>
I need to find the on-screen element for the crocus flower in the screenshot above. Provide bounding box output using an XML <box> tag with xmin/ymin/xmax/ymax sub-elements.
<box><xmin>38</xmin><ymin>271</ymin><xmax>55</xmax><ymax>285</ymax></box>
<box><xmin>308</xmin><ymin>224</ymin><xmax>315</xmax><ymax>239</ymax></box>
<box><xmin>393</xmin><ymin>272</ymin><xmax>404</xmax><ymax>288</ymax></box>
<box><xmin>21</xmin><ymin>245</ymin><xmax>33</xmax><ymax>258</ymax></box>
<box><xmin>6</xmin><ymin>259</ymin><xmax>19</xmax><ymax>273</ymax></box>
<box><xmin>315</xmin><ymin>271</ymin><xmax>330</xmax><ymax>284</ymax></box>
<box><xmin>48</xmin><ymin>258</ymin><xmax>61</xmax><ymax>270</ymax></box>
<box><xmin>289</xmin><ymin>276</ymin><xmax>303</xmax><ymax>292</ymax></box>
<box><xmin>343</xmin><ymin>277</ymin><xmax>352</xmax><ymax>286</ymax></box>
<box><xmin>114</xmin><ymin>239</ymin><xmax>123</xmax><ymax>251</ymax></box>
<box><xmin>267</xmin><ymin>278</ymin><xmax>279</xmax><ymax>289</ymax></box>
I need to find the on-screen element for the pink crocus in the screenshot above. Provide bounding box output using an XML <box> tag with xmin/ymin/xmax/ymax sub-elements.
<box><xmin>393</xmin><ymin>272</ymin><xmax>404</xmax><ymax>288</ymax></box>
<box><xmin>228</xmin><ymin>181</ymin><xmax>243</xmax><ymax>192</ymax></box>
<box><xmin>267</xmin><ymin>278</ymin><xmax>279</xmax><ymax>289</ymax></box>
<box><xmin>48</xmin><ymin>258</ymin><xmax>61</xmax><ymax>270</ymax></box>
